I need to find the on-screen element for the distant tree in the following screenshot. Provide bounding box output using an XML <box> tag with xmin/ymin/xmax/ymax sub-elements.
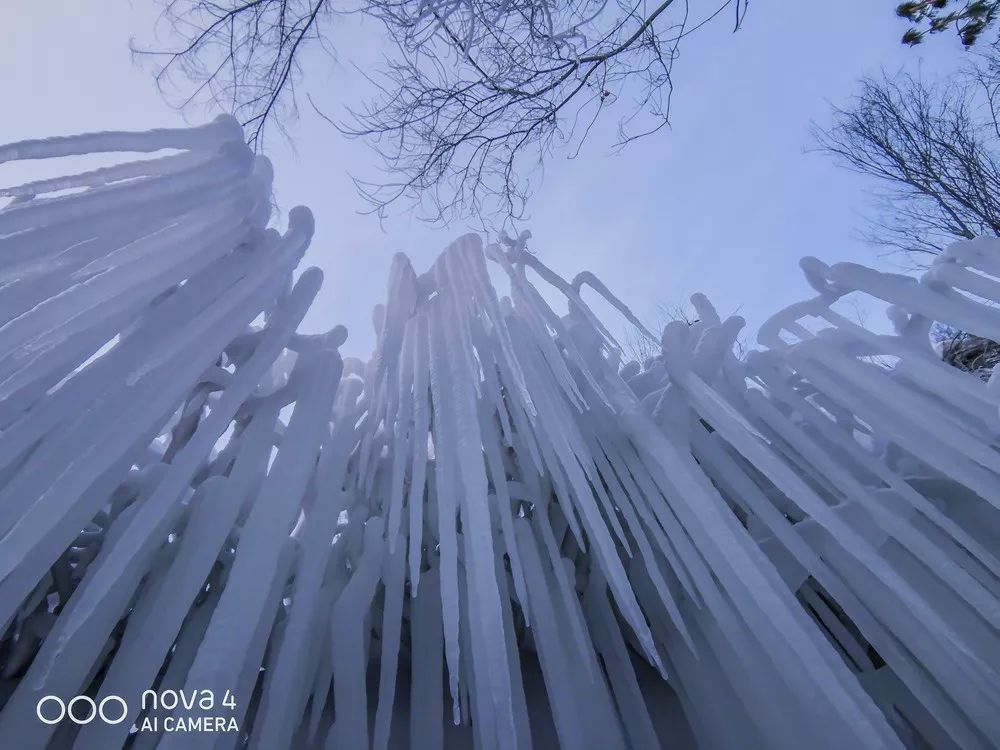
<box><xmin>815</xmin><ymin>69</ymin><xmax>1000</xmax><ymax>376</ymax></box>
<box><xmin>812</xmin><ymin>70</ymin><xmax>1000</xmax><ymax>263</ymax></box>
<box><xmin>138</xmin><ymin>0</ymin><xmax>750</xmax><ymax>222</ymax></box>
<box><xmin>897</xmin><ymin>0</ymin><xmax>1000</xmax><ymax>47</ymax></box>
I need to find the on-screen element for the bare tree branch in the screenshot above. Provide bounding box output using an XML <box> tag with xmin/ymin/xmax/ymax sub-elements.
<box><xmin>346</xmin><ymin>0</ymin><xmax>749</xmax><ymax>222</ymax></box>
<box><xmin>135</xmin><ymin>0</ymin><xmax>336</xmax><ymax>151</ymax></box>
<box><xmin>137</xmin><ymin>0</ymin><xmax>749</xmax><ymax>222</ymax></box>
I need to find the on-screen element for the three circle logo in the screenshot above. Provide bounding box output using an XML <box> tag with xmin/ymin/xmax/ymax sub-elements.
<box><xmin>35</xmin><ymin>695</ymin><xmax>128</xmax><ymax>725</ymax></box>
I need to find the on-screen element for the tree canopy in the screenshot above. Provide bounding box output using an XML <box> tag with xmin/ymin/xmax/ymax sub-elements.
<box><xmin>897</xmin><ymin>0</ymin><xmax>1000</xmax><ymax>46</ymax></box>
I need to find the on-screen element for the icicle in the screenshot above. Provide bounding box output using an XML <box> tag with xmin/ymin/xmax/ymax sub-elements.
<box><xmin>0</xmin><ymin>116</ymin><xmax>243</xmax><ymax>165</ymax></box>
<box><xmin>372</xmin><ymin>542</ymin><xmax>406</xmax><ymax>750</ymax></box>
<box><xmin>408</xmin><ymin>310</ymin><xmax>431</xmax><ymax>594</ymax></box>
<box><xmin>326</xmin><ymin>517</ymin><xmax>386</xmax><ymax>750</ymax></box>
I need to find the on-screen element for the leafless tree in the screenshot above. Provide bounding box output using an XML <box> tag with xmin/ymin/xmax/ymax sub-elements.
<box><xmin>812</xmin><ymin>69</ymin><xmax>1000</xmax><ymax>265</ymax></box>
<box><xmin>137</xmin><ymin>0</ymin><xmax>749</xmax><ymax>222</ymax></box>
<box><xmin>815</xmin><ymin>68</ymin><xmax>1000</xmax><ymax>375</ymax></box>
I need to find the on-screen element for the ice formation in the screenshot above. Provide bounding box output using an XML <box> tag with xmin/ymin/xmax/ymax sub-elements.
<box><xmin>0</xmin><ymin>118</ymin><xmax>999</xmax><ymax>749</ymax></box>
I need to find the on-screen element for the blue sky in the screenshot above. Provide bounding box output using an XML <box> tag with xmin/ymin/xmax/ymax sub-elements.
<box><xmin>0</xmin><ymin>1</ymin><xmax>967</xmax><ymax>356</ymax></box>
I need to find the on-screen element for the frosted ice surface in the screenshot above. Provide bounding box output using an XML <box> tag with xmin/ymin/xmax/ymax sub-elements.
<box><xmin>1</xmin><ymin>122</ymin><xmax>999</xmax><ymax>749</ymax></box>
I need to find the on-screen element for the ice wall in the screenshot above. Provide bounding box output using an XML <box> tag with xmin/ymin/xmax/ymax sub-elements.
<box><xmin>0</xmin><ymin>120</ymin><xmax>998</xmax><ymax>750</ymax></box>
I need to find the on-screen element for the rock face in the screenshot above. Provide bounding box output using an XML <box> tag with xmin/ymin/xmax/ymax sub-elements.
<box><xmin>0</xmin><ymin>121</ymin><xmax>999</xmax><ymax>750</ymax></box>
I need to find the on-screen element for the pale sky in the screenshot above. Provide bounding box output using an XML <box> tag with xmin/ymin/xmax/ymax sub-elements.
<box><xmin>0</xmin><ymin>1</ymin><xmax>966</xmax><ymax>356</ymax></box>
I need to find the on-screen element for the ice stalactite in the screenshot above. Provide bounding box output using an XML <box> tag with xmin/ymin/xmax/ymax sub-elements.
<box><xmin>0</xmin><ymin>120</ymin><xmax>999</xmax><ymax>749</ymax></box>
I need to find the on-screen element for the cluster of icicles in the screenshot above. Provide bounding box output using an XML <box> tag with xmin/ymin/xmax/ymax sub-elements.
<box><xmin>0</xmin><ymin>117</ymin><xmax>998</xmax><ymax>750</ymax></box>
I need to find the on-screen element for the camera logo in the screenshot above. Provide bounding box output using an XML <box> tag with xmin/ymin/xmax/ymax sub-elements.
<box><xmin>35</xmin><ymin>695</ymin><xmax>128</xmax><ymax>725</ymax></box>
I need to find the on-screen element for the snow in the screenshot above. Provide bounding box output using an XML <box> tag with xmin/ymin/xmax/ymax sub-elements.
<box><xmin>1</xmin><ymin>121</ymin><xmax>999</xmax><ymax>749</ymax></box>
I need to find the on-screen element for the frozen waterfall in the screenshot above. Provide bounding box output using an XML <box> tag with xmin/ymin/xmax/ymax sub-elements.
<box><xmin>0</xmin><ymin>118</ymin><xmax>999</xmax><ymax>749</ymax></box>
